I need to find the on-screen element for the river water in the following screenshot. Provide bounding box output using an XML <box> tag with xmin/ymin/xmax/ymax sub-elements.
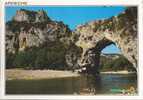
<box><xmin>6</xmin><ymin>73</ymin><xmax>137</xmax><ymax>95</ymax></box>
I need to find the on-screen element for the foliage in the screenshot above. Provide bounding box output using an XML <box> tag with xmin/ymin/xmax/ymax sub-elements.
<box><xmin>6</xmin><ymin>53</ymin><xmax>15</xmax><ymax>68</ymax></box>
<box><xmin>6</xmin><ymin>41</ymin><xmax>68</xmax><ymax>70</ymax></box>
<box><xmin>100</xmin><ymin>55</ymin><xmax>135</xmax><ymax>71</ymax></box>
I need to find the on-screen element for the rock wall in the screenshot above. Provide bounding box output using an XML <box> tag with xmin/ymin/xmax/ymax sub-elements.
<box><xmin>6</xmin><ymin>9</ymin><xmax>81</xmax><ymax>69</ymax></box>
<box><xmin>13</xmin><ymin>9</ymin><xmax>51</xmax><ymax>23</ymax></box>
<box><xmin>6</xmin><ymin>7</ymin><xmax>137</xmax><ymax>73</ymax></box>
<box><xmin>6</xmin><ymin>9</ymin><xmax>71</xmax><ymax>53</ymax></box>
<box><xmin>74</xmin><ymin>7</ymin><xmax>137</xmax><ymax>73</ymax></box>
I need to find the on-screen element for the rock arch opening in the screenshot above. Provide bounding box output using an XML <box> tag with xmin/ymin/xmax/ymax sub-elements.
<box><xmin>75</xmin><ymin>7</ymin><xmax>137</xmax><ymax>75</ymax></box>
<box><xmin>78</xmin><ymin>38</ymin><xmax>135</xmax><ymax>75</ymax></box>
<box><xmin>100</xmin><ymin>43</ymin><xmax>135</xmax><ymax>72</ymax></box>
<box><xmin>101</xmin><ymin>44</ymin><xmax>121</xmax><ymax>54</ymax></box>
<box><xmin>78</xmin><ymin>38</ymin><xmax>113</xmax><ymax>74</ymax></box>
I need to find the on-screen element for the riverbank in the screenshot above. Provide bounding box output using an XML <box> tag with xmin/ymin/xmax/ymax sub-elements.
<box><xmin>6</xmin><ymin>69</ymin><xmax>136</xmax><ymax>80</ymax></box>
<box><xmin>6</xmin><ymin>69</ymin><xmax>80</xmax><ymax>80</ymax></box>
<box><xmin>101</xmin><ymin>70</ymin><xmax>136</xmax><ymax>74</ymax></box>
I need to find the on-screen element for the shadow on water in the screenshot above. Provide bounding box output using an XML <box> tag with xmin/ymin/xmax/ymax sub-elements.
<box><xmin>79</xmin><ymin>74</ymin><xmax>102</xmax><ymax>95</ymax></box>
<box><xmin>6</xmin><ymin>73</ymin><xmax>137</xmax><ymax>95</ymax></box>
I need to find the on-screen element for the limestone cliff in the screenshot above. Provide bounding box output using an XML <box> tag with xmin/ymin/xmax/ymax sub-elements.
<box><xmin>6</xmin><ymin>9</ymin><xmax>72</xmax><ymax>53</ymax></box>
<box><xmin>13</xmin><ymin>9</ymin><xmax>51</xmax><ymax>23</ymax></box>
<box><xmin>6</xmin><ymin>7</ymin><xmax>137</xmax><ymax>73</ymax></box>
<box><xmin>6</xmin><ymin>9</ymin><xmax>80</xmax><ymax>69</ymax></box>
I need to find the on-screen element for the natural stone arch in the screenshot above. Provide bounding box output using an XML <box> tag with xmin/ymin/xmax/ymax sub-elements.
<box><xmin>74</xmin><ymin>7</ymin><xmax>137</xmax><ymax>74</ymax></box>
<box><xmin>78</xmin><ymin>38</ymin><xmax>113</xmax><ymax>74</ymax></box>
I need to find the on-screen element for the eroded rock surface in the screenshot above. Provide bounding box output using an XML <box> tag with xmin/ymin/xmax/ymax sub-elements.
<box><xmin>6</xmin><ymin>9</ymin><xmax>72</xmax><ymax>53</ymax></box>
<box><xmin>6</xmin><ymin>9</ymin><xmax>81</xmax><ymax>69</ymax></box>
<box><xmin>74</xmin><ymin>7</ymin><xmax>137</xmax><ymax>73</ymax></box>
<box><xmin>13</xmin><ymin>9</ymin><xmax>51</xmax><ymax>23</ymax></box>
<box><xmin>6</xmin><ymin>7</ymin><xmax>137</xmax><ymax>73</ymax></box>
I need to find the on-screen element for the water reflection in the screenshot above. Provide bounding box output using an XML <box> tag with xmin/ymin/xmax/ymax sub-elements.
<box><xmin>80</xmin><ymin>75</ymin><xmax>101</xmax><ymax>95</ymax></box>
<box><xmin>6</xmin><ymin>74</ymin><xmax>137</xmax><ymax>95</ymax></box>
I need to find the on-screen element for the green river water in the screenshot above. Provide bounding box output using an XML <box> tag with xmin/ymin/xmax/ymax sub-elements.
<box><xmin>6</xmin><ymin>73</ymin><xmax>137</xmax><ymax>95</ymax></box>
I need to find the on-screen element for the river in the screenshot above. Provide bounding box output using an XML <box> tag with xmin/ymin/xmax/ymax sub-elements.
<box><xmin>6</xmin><ymin>73</ymin><xmax>137</xmax><ymax>95</ymax></box>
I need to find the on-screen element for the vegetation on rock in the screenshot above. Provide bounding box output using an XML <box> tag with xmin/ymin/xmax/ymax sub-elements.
<box><xmin>100</xmin><ymin>54</ymin><xmax>135</xmax><ymax>71</ymax></box>
<box><xmin>6</xmin><ymin>7</ymin><xmax>137</xmax><ymax>73</ymax></box>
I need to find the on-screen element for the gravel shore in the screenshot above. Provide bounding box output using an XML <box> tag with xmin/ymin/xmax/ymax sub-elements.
<box><xmin>6</xmin><ymin>69</ymin><xmax>80</xmax><ymax>80</ymax></box>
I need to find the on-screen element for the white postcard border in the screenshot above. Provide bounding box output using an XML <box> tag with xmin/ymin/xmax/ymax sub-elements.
<box><xmin>0</xmin><ymin>0</ymin><xmax>143</xmax><ymax>99</ymax></box>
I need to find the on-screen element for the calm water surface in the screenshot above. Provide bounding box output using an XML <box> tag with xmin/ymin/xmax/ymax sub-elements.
<box><xmin>6</xmin><ymin>73</ymin><xmax>137</xmax><ymax>95</ymax></box>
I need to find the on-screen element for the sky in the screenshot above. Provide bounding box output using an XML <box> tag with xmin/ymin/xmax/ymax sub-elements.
<box><xmin>5</xmin><ymin>6</ymin><xmax>125</xmax><ymax>54</ymax></box>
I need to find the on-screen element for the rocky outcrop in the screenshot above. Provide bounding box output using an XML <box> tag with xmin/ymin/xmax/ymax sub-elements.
<box><xmin>74</xmin><ymin>7</ymin><xmax>137</xmax><ymax>73</ymax></box>
<box><xmin>13</xmin><ymin>9</ymin><xmax>51</xmax><ymax>23</ymax></box>
<box><xmin>6</xmin><ymin>9</ymin><xmax>72</xmax><ymax>53</ymax></box>
<box><xmin>6</xmin><ymin>9</ymin><xmax>81</xmax><ymax>69</ymax></box>
<box><xmin>6</xmin><ymin>7</ymin><xmax>137</xmax><ymax>73</ymax></box>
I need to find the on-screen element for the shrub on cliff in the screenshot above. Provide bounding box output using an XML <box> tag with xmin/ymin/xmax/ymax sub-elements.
<box><xmin>6</xmin><ymin>53</ymin><xmax>15</xmax><ymax>68</ymax></box>
<box><xmin>12</xmin><ymin>49</ymin><xmax>37</xmax><ymax>68</ymax></box>
<box><xmin>7</xmin><ymin>41</ymin><xmax>68</xmax><ymax>70</ymax></box>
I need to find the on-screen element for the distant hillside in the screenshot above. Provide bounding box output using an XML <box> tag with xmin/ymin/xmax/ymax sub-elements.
<box><xmin>100</xmin><ymin>53</ymin><xmax>135</xmax><ymax>71</ymax></box>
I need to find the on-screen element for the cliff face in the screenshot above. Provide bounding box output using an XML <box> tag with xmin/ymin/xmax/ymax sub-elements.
<box><xmin>74</xmin><ymin>7</ymin><xmax>137</xmax><ymax>73</ymax></box>
<box><xmin>6</xmin><ymin>7</ymin><xmax>137</xmax><ymax>72</ymax></box>
<box><xmin>6</xmin><ymin>9</ymin><xmax>71</xmax><ymax>53</ymax></box>
<box><xmin>6</xmin><ymin>9</ymin><xmax>81</xmax><ymax>69</ymax></box>
<box><xmin>13</xmin><ymin>9</ymin><xmax>51</xmax><ymax>23</ymax></box>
